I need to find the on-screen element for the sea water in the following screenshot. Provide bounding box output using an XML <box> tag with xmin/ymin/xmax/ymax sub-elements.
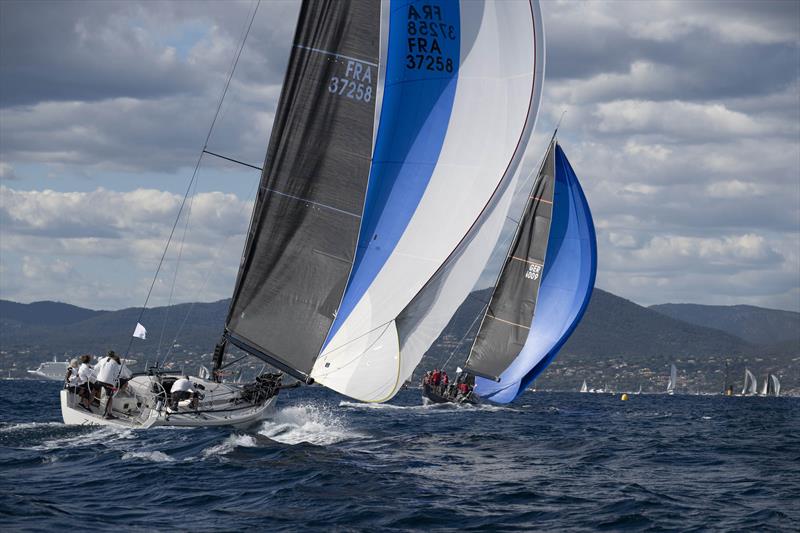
<box><xmin>1</xmin><ymin>380</ymin><xmax>797</xmax><ymax>531</ymax></box>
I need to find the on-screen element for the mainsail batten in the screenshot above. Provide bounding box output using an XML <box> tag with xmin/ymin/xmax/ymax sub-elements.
<box><xmin>312</xmin><ymin>0</ymin><xmax>544</xmax><ymax>402</ymax></box>
<box><xmin>226</xmin><ymin>0</ymin><xmax>381</xmax><ymax>376</ymax></box>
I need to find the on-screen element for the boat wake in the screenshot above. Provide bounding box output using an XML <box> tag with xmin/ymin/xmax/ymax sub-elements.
<box><xmin>257</xmin><ymin>403</ymin><xmax>361</xmax><ymax>446</ymax></box>
<box><xmin>339</xmin><ymin>400</ymin><xmax>516</xmax><ymax>413</ymax></box>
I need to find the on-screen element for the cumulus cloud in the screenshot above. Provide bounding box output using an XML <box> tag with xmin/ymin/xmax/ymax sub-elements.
<box><xmin>0</xmin><ymin>0</ymin><xmax>798</xmax><ymax>311</ymax></box>
<box><xmin>0</xmin><ymin>186</ymin><xmax>252</xmax><ymax>307</ymax></box>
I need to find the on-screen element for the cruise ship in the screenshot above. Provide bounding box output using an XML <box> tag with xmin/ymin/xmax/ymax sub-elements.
<box><xmin>28</xmin><ymin>356</ymin><xmax>137</xmax><ymax>380</ymax></box>
<box><xmin>27</xmin><ymin>357</ymin><xmax>68</xmax><ymax>380</ymax></box>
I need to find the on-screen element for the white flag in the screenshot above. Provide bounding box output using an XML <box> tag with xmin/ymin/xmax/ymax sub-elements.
<box><xmin>456</xmin><ymin>366</ymin><xmax>463</xmax><ymax>374</ymax></box>
<box><xmin>133</xmin><ymin>322</ymin><xmax>147</xmax><ymax>340</ymax></box>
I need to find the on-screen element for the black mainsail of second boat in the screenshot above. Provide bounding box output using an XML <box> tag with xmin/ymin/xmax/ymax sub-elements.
<box><xmin>464</xmin><ymin>141</ymin><xmax>556</xmax><ymax>382</ymax></box>
<box><xmin>222</xmin><ymin>1</ymin><xmax>380</xmax><ymax>382</ymax></box>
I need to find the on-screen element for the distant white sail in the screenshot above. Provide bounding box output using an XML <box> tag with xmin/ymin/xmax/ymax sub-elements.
<box><xmin>760</xmin><ymin>376</ymin><xmax>768</xmax><ymax>396</ymax></box>
<box><xmin>666</xmin><ymin>364</ymin><xmax>677</xmax><ymax>395</ymax></box>
<box><xmin>580</xmin><ymin>379</ymin><xmax>588</xmax><ymax>393</ymax></box>
<box><xmin>742</xmin><ymin>368</ymin><xmax>757</xmax><ymax>395</ymax></box>
<box><xmin>769</xmin><ymin>374</ymin><xmax>781</xmax><ymax>397</ymax></box>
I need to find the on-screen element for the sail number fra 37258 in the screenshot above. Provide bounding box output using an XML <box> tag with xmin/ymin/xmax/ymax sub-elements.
<box><xmin>405</xmin><ymin>4</ymin><xmax>455</xmax><ymax>73</ymax></box>
<box><xmin>328</xmin><ymin>60</ymin><xmax>374</xmax><ymax>103</ymax></box>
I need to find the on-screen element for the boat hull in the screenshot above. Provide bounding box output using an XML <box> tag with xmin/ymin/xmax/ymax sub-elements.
<box><xmin>421</xmin><ymin>383</ymin><xmax>478</xmax><ymax>406</ymax></box>
<box><xmin>60</xmin><ymin>374</ymin><xmax>278</xmax><ymax>429</ymax></box>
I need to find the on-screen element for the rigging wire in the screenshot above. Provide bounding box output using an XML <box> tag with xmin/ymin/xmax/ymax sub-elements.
<box><xmin>162</xmin><ymin>145</ymin><xmax>263</xmax><ymax>365</ymax></box>
<box><xmin>124</xmin><ymin>0</ymin><xmax>262</xmax><ymax>359</ymax></box>
<box><xmin>440</xmin><ymin>300</ymin><xmax>489</xmax><ymax>372</ymax></box>
<box><xmin>156</xmin><ymin>169</ymin><xmax>201</xmax><ymax>362</ymax></box>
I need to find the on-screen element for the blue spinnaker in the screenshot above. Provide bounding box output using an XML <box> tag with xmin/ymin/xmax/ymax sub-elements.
<box><xmin>475</xmin><ymin>144</ymin><xmax>597</xmax><ymax>403</ymax></box>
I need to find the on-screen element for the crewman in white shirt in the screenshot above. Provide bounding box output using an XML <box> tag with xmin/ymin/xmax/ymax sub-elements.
<box><xmin>170</xmin><ymin>376</ymin><xmax>198</xmax><ymax>409</ymax></box>
<box><xmin>76</xmin><ymin>354</ymin><xmax>95</xmax><ymax>410</ymax></box>
<box><xmin>95</xmin><ymin>351</ymin><xmax>122</xmax><ymax>419</ymax></box>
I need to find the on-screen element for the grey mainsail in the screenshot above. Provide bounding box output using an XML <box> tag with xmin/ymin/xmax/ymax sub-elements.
<box><xmin>463</xmin><ymin>141</ymin><xmax>556</xmax><ymax>381</ymax></box>
<box><xmin>226</xmin><ymin>0</ymin><xmax>380</xmax><ymax>379</ymax></box>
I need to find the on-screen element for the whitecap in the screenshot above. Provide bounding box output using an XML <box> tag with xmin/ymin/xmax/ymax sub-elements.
<box><xmin>258</xmin><ymin>403</ymin><xmax>362</xmax><ymax>446</ymax></box>
<box><xmin>201</xmin><ymin>433</ymin><xmax>258</xmax><ymax>458</ymax></box>
<box><xmin>121</xmin><ymin>451</ymin><xmax>175</xmax><ymax>462</ymax></box>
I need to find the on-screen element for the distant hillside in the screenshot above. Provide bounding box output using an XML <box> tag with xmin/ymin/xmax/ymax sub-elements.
<box><xmin>418</xmin><ymin>288</ymin><xmax>797</xmax><ymax>393</ymax></box>
<box><xmin>421</xmin><ymin>288</ymin><xmax>752</xmax><ymax>368</ymax></box>
<box><xmin>0</xmin><ymin>300</ymin><xmax>229</xmax><ymax>364</ymax></box>
<box><xmin>0</xmin><ymin>300</ymin><xmax>103</xmax><ymax>327</ymax></box>
<box><xmin>649</xmin><ymin>303</ymin><xmax>800</xmax><ymax>346</ymax></box>
<box><xmin>1</xmin><ymin>291</ymin><xmax>797</xmax><ymax>393</ymax></box>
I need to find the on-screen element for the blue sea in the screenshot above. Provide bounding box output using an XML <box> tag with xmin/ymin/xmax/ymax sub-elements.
<box><xmin>1</xmin><ymin>380</ymin><xmax>798</xmax><ymax>531</ymax></box>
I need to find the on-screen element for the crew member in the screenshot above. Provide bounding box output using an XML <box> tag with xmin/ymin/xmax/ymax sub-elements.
<box><xmin>432</xmin><ymin>369</ymin><xmax>441</xmax><ymax>386</ymax></box>
<box><xmin>76</xmin><ymin>354</ymin><xmax>95</xmax><ymax>410</ymax></box>
<box><xmin>170</xmin><ymin>376</ymin><xmax>198</xmax><ymax>409</ymax></box>
<box><xmin>95</xmin><ymin>350</ymin><xmax>121</xmax><ymax>419</ymax></box>
<box><xmin>64</xmin><ymin>359</ymin><xmax>80</xmax><ymax>391</ymax></box>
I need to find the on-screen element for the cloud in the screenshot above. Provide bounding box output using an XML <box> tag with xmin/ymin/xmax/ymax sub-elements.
<box><xmin>0</xmin><ymin>186</ymin><xmax>253</xmax><ymax>308</ymax></box>
<box><xmin>0</xmin><ymin>0</ymin><xmax>798</xmax><ymax>312</ymax></box>
<box><xmin>0</xmin><ymin>0</ymin><xmax>300</xmax><ymax>107</ymax></box>
<box><xmin>0</xmin><ymin>162</ymin><xmax>17</xmax><ymax>180</ymax></box>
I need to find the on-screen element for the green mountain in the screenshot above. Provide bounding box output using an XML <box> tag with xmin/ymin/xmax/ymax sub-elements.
<box><xmin>1</xmin><ymin>291</ymin><xmax>797</xmax><ymax>393</ymax></box>
<box><xmin>649</xmin><ymin>303</ymin><xmax>800</xmax><ymax>346</ymax></box>
<box><xmin>418</xmin><ymin>289</ymin><xmax>797</xmax><ymax>393</ymax></box>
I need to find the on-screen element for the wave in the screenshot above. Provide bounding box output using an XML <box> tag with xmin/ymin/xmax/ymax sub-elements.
<box><xmin>258</xmin><ymin>403</ymin><xmax>362</xmax><ymax>446</ymax></box>
<box><xmin>121</xmin><ymin>450</ymin><xmax>175</xmax><ymax>462</ymax></box>
<box><xmin>201</xmin><ymin>434</ymin><xmax>258</xmax><ymax>458</ymax></box>
<box><xmin>0</xmin><ymin>421</ymin><xmax>64</xmax><ymax>433</ymax></box>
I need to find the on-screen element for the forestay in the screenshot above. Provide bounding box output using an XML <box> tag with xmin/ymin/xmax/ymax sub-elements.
<box><xmin>311</xmin><ymin>0</ymin><xmax>545</xmax><ymax>402</ymax></box>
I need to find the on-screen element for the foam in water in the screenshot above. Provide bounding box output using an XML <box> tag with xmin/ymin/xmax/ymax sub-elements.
<box><xmin>202</xmin><ymin>434</ymin><xmax>258</xmax><ymax>458</ymax></box>
<box><xmin>33</xmin><ymin>427</ymin><xmax>135</xmax><ymax>451</ymax></box>
<box><xmin>0</xmin><ymin>421</ymin><xmax>63</xmax><ymax>433</ymax></box>
<box><xmin>258</xmin><ymin>403</ymin><xmax>360</xmax><ymax>446</ymax></box>
<box><xmin>121</xmin><ymin>451</ymin><xmax>174</xmax><ymax>462</ymax></box>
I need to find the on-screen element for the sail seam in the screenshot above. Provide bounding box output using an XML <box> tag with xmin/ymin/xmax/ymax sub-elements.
<box><xmin>294</xmin><ymin>44</ymin><xmax>378</xmax><ymax>67</ymax></box>
<box><xmin>510</xmin><ymin>256</ymin><xmax>543</xmax><ymax>266</ymax></box>
<box><xmin>260</xmin><ymin>187</ymin><xmax>361</xmax><ymax>218</ymax></box>
<box><xmin>486</xmin><ymin>314</ymin><xmax>531</xmax><ymax>330</ymax></box>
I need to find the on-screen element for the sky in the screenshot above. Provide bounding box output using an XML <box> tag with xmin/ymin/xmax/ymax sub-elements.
<box><xmin>0</xmin><ymin>0</ymin><xmax>798</xmax><ymax>312</ymax></box>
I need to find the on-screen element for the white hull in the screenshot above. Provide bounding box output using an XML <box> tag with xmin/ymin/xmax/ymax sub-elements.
<box><xmin>61</xmin><ymin>374</ymin><xmax>278</xmax><ymax>429</ymax></box>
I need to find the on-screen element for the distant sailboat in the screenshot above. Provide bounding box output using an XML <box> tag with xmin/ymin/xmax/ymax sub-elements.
<box><xmin>580</xmin><ymin>380</ymin><xmax>588</xmax><ymax>393</ymax></box>
<box><xmin>635</xmin><ymin>384</ymin><xmax>642</xmax><ymax>395</ymax></box>
<box><xmin>760</xmin><ymin>375</ymin><xmax>769</xmax><ymax>396</ymax></box>
<box><xmin>666</xmin><ymin>364</ymin><xmax>677</xmax><ymax>395</ymax></box>
<box><xmin>767</xmin><ymin>374</ymin><xmax>781</xmax><ymax>397</ymax></box>
<box><xmin>742</xmin><ymin>368</ymin><xmax>758</xmax><ymax>396</ymax></box>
